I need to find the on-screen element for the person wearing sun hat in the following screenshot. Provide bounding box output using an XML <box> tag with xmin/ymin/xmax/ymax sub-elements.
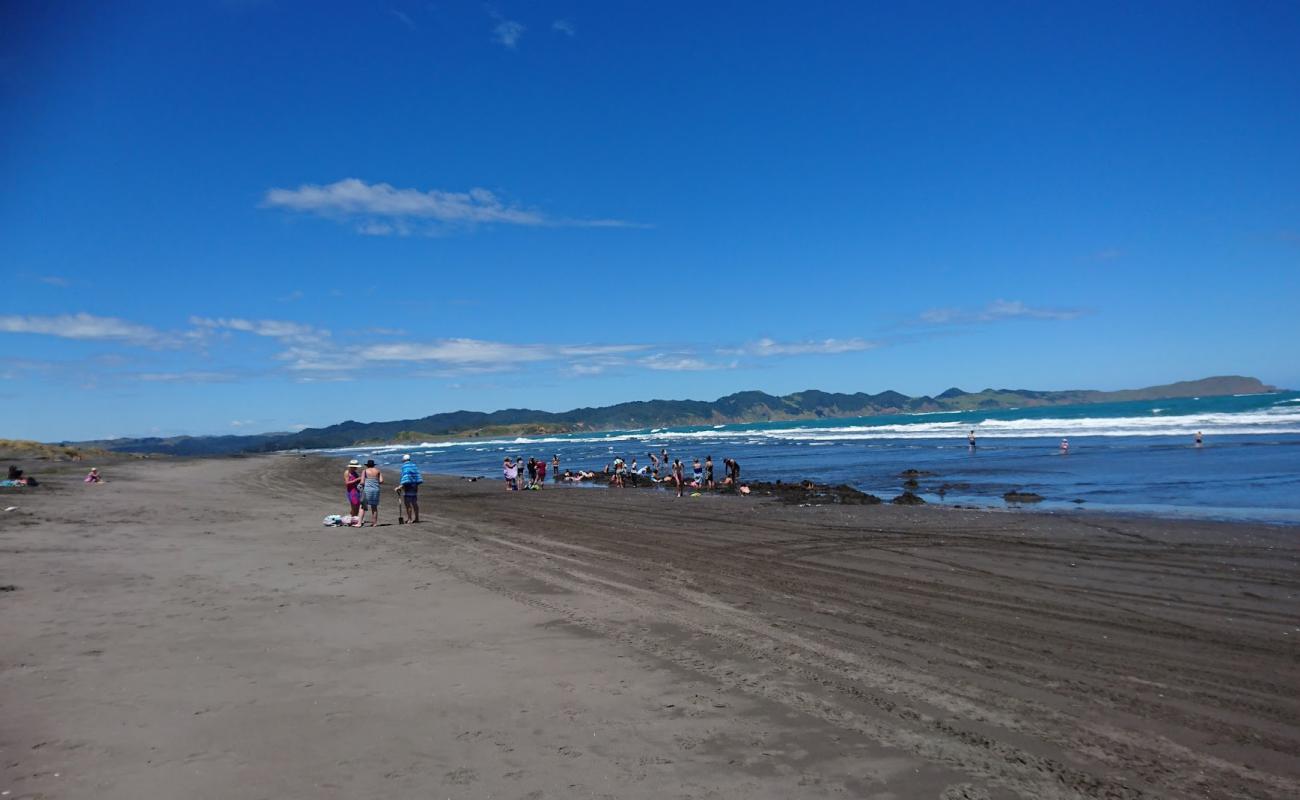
<box><xmin>343</xmin><ymin>459</ymin><xmax>364</xmax><ymax>524</ymax></box>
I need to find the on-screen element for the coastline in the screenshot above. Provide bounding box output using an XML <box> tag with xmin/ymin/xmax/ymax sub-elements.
<box><xmin>3</xmin><ymin>454</ymin><xmax>1297</xmax><ymax>799</ymax></box>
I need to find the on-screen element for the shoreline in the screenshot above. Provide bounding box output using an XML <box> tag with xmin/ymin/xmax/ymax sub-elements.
<box><xmin>3</xmin><ymin>454</ymin><xmax>1297</xmax><ymax>799</ymax></box>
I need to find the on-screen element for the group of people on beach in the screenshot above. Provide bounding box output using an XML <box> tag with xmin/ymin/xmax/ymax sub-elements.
<box><xmin>502</xmin><ymin>448</ymin><xmax>744</xmax><ymax>498</ymax></box>
<box><xmin>342</xmin><ymin>455</ymin><xmax>423</xmax><ymax>527</ymax></box>
<box><xmin>501</xmin><ymin>455</ymin><xmax>557</xmax><ymax>491</ymax></box>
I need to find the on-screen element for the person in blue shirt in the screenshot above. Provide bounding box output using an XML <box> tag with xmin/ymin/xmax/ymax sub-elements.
<box><xmin>397</xmin><ymin>454</ymin><xmax>423</xmax><ymax>523</ymax></box>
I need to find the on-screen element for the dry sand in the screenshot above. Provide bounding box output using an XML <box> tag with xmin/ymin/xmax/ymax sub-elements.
<box><xmin>2</xmin><ymin>455</ymin><xmax>1297</xmax><ymax>799</ymax></box>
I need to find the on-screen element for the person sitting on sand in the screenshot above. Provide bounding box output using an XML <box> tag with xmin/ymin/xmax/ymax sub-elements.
<box><xmin>361</xmin><ymin>460</ymin><xmax>383</xmax><ymax>526</ymax></box>
<box><xmin>398</xmin><ymin>454</ymin><xmax>422</xmax><ymax>523</ymax></box>
<box><xmin>84</xmin><ymin>467</ymin><xmax>103</xmax><ymax>484</ymax></box>
<box><xmin>344</xmin><ymin>460</ymin><xmax>363</xmax><ymax>524</ymax></box>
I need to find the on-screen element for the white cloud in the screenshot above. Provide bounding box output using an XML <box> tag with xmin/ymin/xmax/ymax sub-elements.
<box><xmin>919</xmin><ymin>299</ymin><xmax>1085</xmax><ymax>325</ymax></box>
<box><xmin>725</xmin><ymin>337</ymin><xmax>878</xmax><ymax>357</ymax></box>
<box><xmin>190</xmin><ymin>316</ymin><xmax>329</xmax><ymax>344</ymax></box>
<box><xmin>640</xmin><ymin>353</ymin><xmax>735</xmax><ymax>372</ymax></box>
<box><xmin>0</xmin><ymin>313</ymin><xmax>164</xmax><ymax>346</ymax></box>
<box><xmin>230</xmin><ymin>419</ymin><xmax>256</xmax><ymax>428</ymax></box>
<box><xmin>39</xmin><ymin>276</ymin><xmax>71</xmax><ymax>287</ymax></box>
<box><xmin>493</xmin><ymin>19</ymin><xmax>525</xmax><ymax>47</ymax></box>
<box><xmin>262</xmin><ymin>178</ymin><xmax>640</xmax><ymax>231</ymax></box>
<box><xmin>355</xmin><ymin>339</ymin><xmax>648</xmax><ymax>366</ymax></box>
<box><xmin>552</xmin><ymin>19</ymin><xmax>575</xmax><ymax>36</ymax></box>
<box><xmin>288</xmin><ymin>423</ymin><xmax>310</xmax><ymax>432</ymax></box>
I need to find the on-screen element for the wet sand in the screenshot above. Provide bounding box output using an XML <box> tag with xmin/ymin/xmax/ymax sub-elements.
<box><xmin>2</xmin><ymin>455</ymin><xmax>1297</xmax><ymax>799</ymax></box>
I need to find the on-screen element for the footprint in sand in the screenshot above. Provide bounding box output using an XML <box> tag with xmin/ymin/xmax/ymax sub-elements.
<box><xmin>444</xmin><ymin>766</ymin><xmax>478</xmax><ymax>784</ymax></box>
<box><xmin>940</xmin><ymin>784</ymin><xmax>992</xmax><ymax>800</ymax></box>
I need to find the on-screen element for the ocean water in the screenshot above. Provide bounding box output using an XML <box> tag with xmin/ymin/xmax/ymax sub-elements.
<box><xmin>330</xmin><ymin>392</ymin><xmax>1300</xmax><ymax>525</ymax></box>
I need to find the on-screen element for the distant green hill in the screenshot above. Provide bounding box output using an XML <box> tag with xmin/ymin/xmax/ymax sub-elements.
<box><xmin>73</xmin><ymin>375</ymin><xmax>1278</xmax><ymax>455</ymax></box>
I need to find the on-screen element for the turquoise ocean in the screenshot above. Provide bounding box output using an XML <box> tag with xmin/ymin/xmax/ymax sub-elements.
<box><xmin>336</xmin><ymin>392</ymin><xmax>1300</xmax><ymax>524</ymax></box>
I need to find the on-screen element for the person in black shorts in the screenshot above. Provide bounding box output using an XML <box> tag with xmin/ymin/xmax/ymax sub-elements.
<box><xmin>704</xmin><ymin>455</ymin><xmax>714</xmax><ymax>489</ymax></box>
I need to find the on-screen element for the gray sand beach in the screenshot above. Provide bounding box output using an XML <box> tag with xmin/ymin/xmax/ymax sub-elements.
<box><xmin>2</xmin><ymin>455</ymin><xmax>1298</xmax><ymax>799</ymax></box>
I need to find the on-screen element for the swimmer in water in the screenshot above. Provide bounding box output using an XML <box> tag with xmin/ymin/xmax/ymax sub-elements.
<box><xmin>1060</xmin><ymin>438</ymin><xmax>1069</xmax><ymax>454</ymax></box>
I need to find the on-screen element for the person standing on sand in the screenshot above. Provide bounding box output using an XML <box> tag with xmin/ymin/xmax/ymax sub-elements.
<box><xmin>399</xmin><ymin>454</ymin><xmax>422</xmax><ymax>523</ymax></box>
<box><xmin>551</xmin><ymin>454</ymin><xmax>560</xmax><ymax>482</ymax></box>
<box><xmin>344</xmin><ymin>460</ymin><xmax>364</xmax><ymax>525</ymax></box>
<box><xmin>673</xmin><ymin>458</ymin><xmax>685</xmax><ymax>497</ymax></box>
<box><xmin>705</xmin><ymin>455</ymin><xmax>714</xmax><ymax>489</ymax></box>
<box><xmin>536</xmin><ymin>457</ymin><xmax>546</xmax><ymax>488</ymax></box>
<box><xmin>526</xmin><ymin>457</ymin><xmax>537</xmax><ymax>489</ymax></box>
<box><xmin>361</xmin><ymin>459</ymin><xmax>383</xmax><ymax>527</ymax></box>
<box><xmin>649</xmin><ymin>452</ymin><xmax>659</xmax><ymax>479</ymax></box>
<box><xmin>503</xmin><ymin>458</ymin><xmax>518</xmax><ymax>491</ymax></box>
<box><xmin>691</xmin><ymin>458</ymin><xmax>703</xmax><ymax>488</ymax></box>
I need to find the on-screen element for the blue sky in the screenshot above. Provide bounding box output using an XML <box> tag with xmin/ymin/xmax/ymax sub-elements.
<box><xmin>2</xmin><ymin>1</ymin><xmax>1298</xmax><ymax>441</ymax></box>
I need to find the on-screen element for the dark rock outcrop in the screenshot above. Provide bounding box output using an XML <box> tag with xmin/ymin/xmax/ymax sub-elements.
<box><xmin>750</xmin><ymin>481</ymin><xmax>882</xmax><ymax>506</ymax></box>
<box><xmin>891</xmin><ymin>492</ymin><xmax>926</xmax><ymax>505</ymax></box>
<box><xmin>1003</xmin><ymin>491</ymin><xmax>1044</xmax><ymax>503</ymax></box>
